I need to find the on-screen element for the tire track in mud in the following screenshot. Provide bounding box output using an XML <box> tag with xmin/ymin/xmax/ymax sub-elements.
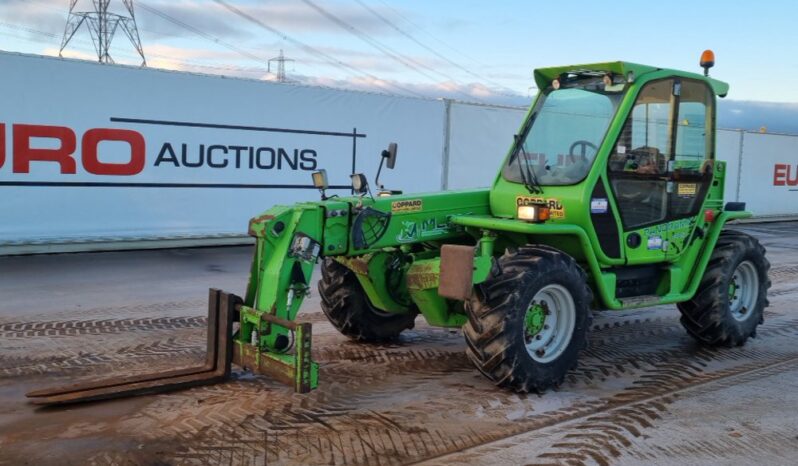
<box><xmin>0</xmin><ymin>312</ymin><xmax>685</xmax><ymax>381</ymax></box>
<box><xmin>161</xmin><ymin>349</ymin><xmax>798</xmax><ymax>466</ymax></box>
<box><xmin>0</xmin><ymin>315</ymin><xmax>207</xmax><ymax>339</ymax></box>
<box><xmin>0</xmin><ymin>299</ymin><xmax>206</xmax><ymax>325</ymax></box>
<box><xmin>4</xmin><ymin>262</ymin><xmax>798</xmax><ymax>465</ymax></box>
<box><xmin>625</xmin><ymin>427</ymin><xmax>797</xmax><ymax>465</ymax></box>
<box><xmin>0</xmin><ymin>337</ymin><xmax>206</xmax><ymax>379</ymax></box>
<box><xmin>4</xmin><ymin>261</ymin><xmax>797</xmax><ymax>340</ymax></box>
<box><xmin>119</xmin><ymin>316</ymin><xmax>798</xmax><ymax>466</ymax></box>
<box><xmin>468</xmin><ymin>357</ymin><xmax>798</xmax><ymax>466</ymax></box>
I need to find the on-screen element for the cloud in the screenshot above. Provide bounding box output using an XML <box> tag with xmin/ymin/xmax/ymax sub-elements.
<box><xmin>270</xmin><ymin>72</ymin><xmax>530</xmax><ymax>107</ymax></box>
<box><xmin>137</xmin><ymin>0</ymin><xmax>399</xmax><ymax>40</ymax></box>
<box><xmin>0</xmin><ymin>0</ymin><xmax>68</xmax><ymax>37</ymax></box>
<box><xmin>718</xmin><ymin>100</ymin><xmax>798</xmax><ymax>134</ymax></box>
<box><xmin>0</xmin><ymin>0</ymin><xmax>400</xmax><ymax>41</ymax></box>
<box><xmin>1</xmin><ymin>0</ymin><xmax>528</xmax><ymax>106</ymax></box>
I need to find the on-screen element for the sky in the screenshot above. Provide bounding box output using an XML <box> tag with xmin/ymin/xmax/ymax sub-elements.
<box><xmin>0</xmin><ymin>0</ymin><xmax>795</xmax><ymax>110</ymax></box>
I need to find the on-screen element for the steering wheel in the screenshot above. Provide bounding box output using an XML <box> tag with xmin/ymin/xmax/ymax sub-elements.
<box><xmin>627</xmin><ymin>146</ymin><xmax>663</xmax><ymax>175</ymax></box>
<box><xmin>569</xmin><ymin>140</ymin><xmax>598</xmax><ymax>158</ymax></box>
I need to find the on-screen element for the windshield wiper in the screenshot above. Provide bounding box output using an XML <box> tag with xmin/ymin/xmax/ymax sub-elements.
<box><xmin>512</xmin><ymin>134</ymin><xmax>543</xmax><ymax>195</ymax></box>
<box><xmin>520</xmin><ymin>144</ymin><xmax>543</xmax><ymax>194</ymax></box>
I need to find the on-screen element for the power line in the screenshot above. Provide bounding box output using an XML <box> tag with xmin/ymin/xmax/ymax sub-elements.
<box><xmin>0</xmin><ymin>20</ymin><xmax>418</xmax><ymax>98</ymax></box>
<box><xmin>300</xmin><ymin>0</ymin><xmax>478</xmax><ymax>102</ymax></box>
<box><xmin>211</xmin><ymin>0</ymin><xmax>426</xmax><ymax>98</ymax></box>
<box><xmin>375</xmin><ymin>0</ymin><xmax>486</xmax><ymax>69</ymax></box>
<box><xmin>136</xmin><ymin>1</ymin><xmax>272</xmax><ymax>71</ymax></box>
<box><xmin>0</xmin><ymin>21</ymin><xmax>59</xmax><ymax>39</ymax></box>
<box><xmin>0</xmin><ymin>21</ymin><xmax>272</xmax><ymax>77</ymax></box>
<box><xmin>353</xmin><ymin>0</ymin><xmax>522</xmax><ymax>97</ymax></box>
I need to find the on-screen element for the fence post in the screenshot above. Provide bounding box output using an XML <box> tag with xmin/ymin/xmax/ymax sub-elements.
<box><xmin>441</xmin><ymin>99</ymin><xmax>453</xmax><ymax>190</ymax></box>
<box><xmin>735</xmin><ymin>129</ymin><xmax>745</xmax><ymax>202</ymax></box>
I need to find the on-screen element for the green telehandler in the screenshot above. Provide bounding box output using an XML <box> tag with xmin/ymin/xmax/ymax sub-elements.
<box><xmin>28</xmin><ymin>52</ymin><xmax>771</xmax><ymax>405</ymax></box>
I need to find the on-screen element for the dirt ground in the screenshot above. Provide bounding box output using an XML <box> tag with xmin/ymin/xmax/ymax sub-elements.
<box><xmin>1</xmin><ymin>222</ymin><xmax>797</xmax><ymax>465</ymax></box>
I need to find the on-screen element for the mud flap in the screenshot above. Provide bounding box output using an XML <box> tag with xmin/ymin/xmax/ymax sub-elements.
<box><xmin>438</xmin><ymin>245</ymin><xmax>476</xmax><ymax>301</ymax></box>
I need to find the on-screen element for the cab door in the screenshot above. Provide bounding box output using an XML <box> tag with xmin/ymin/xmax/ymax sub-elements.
<box><xmin>606</xmin><ymin>78</ymin><xmax>674</xmax><ymax>265</ymax></box>
<box><xmin>606</xmin><ymin>78</ymin><xmax>716</xmax><ymax>264</ymax></box>
<box><xmin>665</xmin><ymin>79</ymin><xmax>716</xmax><ymax>258</ymax></box>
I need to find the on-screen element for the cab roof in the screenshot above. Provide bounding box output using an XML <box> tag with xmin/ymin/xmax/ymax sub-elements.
<box><xmin>533</xmin><ymin>61</ymin><xmax>729</xmax><ymax>98</ymax></box>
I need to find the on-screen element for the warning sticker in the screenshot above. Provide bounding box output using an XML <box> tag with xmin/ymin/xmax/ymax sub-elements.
<box><xmin>590</xmin><ymin>198</ymin><xmax>609</xmax><ymax>214</ymax></box>
<box><xmin>647</xmin><ymin>235</ymin><xmax>663</xmax><ymax>250</ymax></box>
<box><xmin>678</xmin><ymin>183</ymin><xmax>697</xmax><ymax>197</ymax></box>
<box><xmin>391</xmin><ymin>199</ymin><xmax>423</xmax><ymax>213</ymax></box>
<box><xmin>516</xmin><ymin>196</ymin><xmax>565</xmax><ymax>219</ymax></box>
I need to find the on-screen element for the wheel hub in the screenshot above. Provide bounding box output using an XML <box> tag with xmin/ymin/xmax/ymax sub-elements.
<box><xmin>523</xmin><ymin>284</ymin><xmax>576</xmax><ymax>364</ymax></box>
<box><xmin>524</xmin><ymin>303</ymin><xmax>546</xmax><ymax>339</ymax></box>
<box><xmin>729</xmin><ymin>260</ymin><xmax>759</xmax><ymax>322</ymax></box>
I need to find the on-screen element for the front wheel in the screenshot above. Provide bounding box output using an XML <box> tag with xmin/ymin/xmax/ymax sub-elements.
<box><xmin>678</xmin><ymin>231</ymin><xmax>770</xmax><ymax>346</ymax></box>
<box><xmin>463</xmin><ymin>245</ymin><xmax>593</xmax><ymax>393</ymax></box>
<box><xmin>318</xmin><ymin>258</ymin><xmax>418</xmax><ymax>342</ymax></box>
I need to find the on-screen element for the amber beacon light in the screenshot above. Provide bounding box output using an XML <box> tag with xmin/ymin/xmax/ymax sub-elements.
<box><xmin>700</xmin><ymin>50</ymin><xmax>715</xmax><ymax>76</ymax></box>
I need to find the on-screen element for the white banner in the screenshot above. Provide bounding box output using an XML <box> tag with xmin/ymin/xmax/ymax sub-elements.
<box><xmin>716</xmin><ymin>128</ymin><xmax>743</xmax><ymax>203</ymax></box>
<box><xmin>1</xmin><ymin>52</ymin><xmax>795</xmax><ymax>250</ymax></box>
<box><xmin>0</xmin><ymin>52</ymin><xmax>445</xmax><ymax>243</ymax></box>
<box><xmin>738</xmin><ymin>132</ymin><xmax>798</xmax><ymax>216</ymax></box>
<box><xmin>445</xmin><ymin>101</ymin><xmax>526</xmax><ymax>190</ymax></box>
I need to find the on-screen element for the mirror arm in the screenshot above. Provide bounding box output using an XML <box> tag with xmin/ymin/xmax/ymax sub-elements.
<box><xmin>374</xmin><ymin>154</ymin><xmax>386</xmax><ymax>190</ymax></box>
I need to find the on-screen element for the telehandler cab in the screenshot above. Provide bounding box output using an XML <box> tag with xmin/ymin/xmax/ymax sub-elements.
<box><xmin>28</xmin><ymin>52</ymin><xmax>770</xmax><ymax>405</ymax></box>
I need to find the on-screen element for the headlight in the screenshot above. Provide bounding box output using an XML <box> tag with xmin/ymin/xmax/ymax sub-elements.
<box><xmin>311</xmin><ymin>170</ymin><xmax>328</xmax><ymax>190</ymax></box>
<box><xmin>350</xmin><ymin>173</ymin><xmax>369</xmax><ymax>195</ymax></box>
<box><xmin>517</xmin><ymin>204</ymin><xmax>550</xmax><ymax>222</ymax></box>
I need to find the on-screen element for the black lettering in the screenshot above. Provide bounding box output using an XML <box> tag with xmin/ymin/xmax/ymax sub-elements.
<box><xmin>207</xmin><ymin>145</ymin><xmax>228</xmax><ymax>168</ymax></box>
<box><xmin>181</xmin><ymin>144</ymin><xmax>204</xmax><ymax>168</ymax></box>
<box><xmin>154</xmin><ymin>143</ymin><xmax>180</xmax><ymax>167</ymax></box>
<box><xmin>299</xmin><ymin>149</ymin><xmax>317</xmax><ymax>171</ymax></box>
<box><xmin>278</xmin><ymin>148</ymin><xmax>298</xmax><ymax>170</ymax></box>
<box><xmin>256</xmin><ymin>147</ymin><xmax>275</xmax><ymax>169</ymax></box>
<box><xmin>229</xmin><ymin>145</ymin><xmax>247</xmax><ymax>169</ymax></box>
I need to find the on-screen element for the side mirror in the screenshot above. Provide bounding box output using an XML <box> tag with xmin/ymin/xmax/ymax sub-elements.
<box><xmin>376</xmin><ymin>142</ymin><xmax>397</xmax><ymax>190</ymax></box>
<box><xmin>382</xmin><ymin>142</ymin><xmax>398</xmax><ymax>169</ymax></box>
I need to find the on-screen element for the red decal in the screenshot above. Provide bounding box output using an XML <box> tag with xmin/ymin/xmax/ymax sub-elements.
<box><xmin>774</xmin><ymin>163</ymin><xmax>786</xmax><ymax>186</ymax></box>
<box><xmin>13</xmin><ymin>124</ymin><xmax>77</xmax><ymax>174</ymax></box>
<box><xmin>789</xmin><ymin>165</ymin><xmax>798</xmax><ymax>187</ymax></box>
<box><xmin>0</xmin><ymin>123</ymin><xmax>5</xmax><ymax>169</ymax></box>
<box><xmin>82</xmin><ymin>128</ymin><xmax>146</xmax><ymax>176</ymax></box>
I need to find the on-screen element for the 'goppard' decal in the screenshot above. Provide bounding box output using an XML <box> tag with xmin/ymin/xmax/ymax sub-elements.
<box><xmin>391</xmin><ymin>199</ymin><xmax>423</xmax><ymax>213</ymax></box>
<box><xmin>516</xmin><ymin>196</ymin><xmax>565</xmax><ymax>219</ymax></box>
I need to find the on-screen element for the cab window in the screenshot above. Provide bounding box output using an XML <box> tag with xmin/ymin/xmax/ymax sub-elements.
<box><xmin>671</xmin><ymin>80</ymin><xmax>715</xmax><ymax>218</ymax></box>
<box><xmin>608</xmin><ymin>79</ymin><xmax>674</xmax><ymax>229</ymax></box>
<box><xmin>607</xmin><ymin>78</ymin><xmax>715</xmax><ymax>230</ymax></box>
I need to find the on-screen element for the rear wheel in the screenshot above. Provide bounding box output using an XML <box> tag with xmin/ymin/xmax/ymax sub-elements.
<box><xmin>463</xmin><ymin>245</ymin><xmax>592</xmax><ymax>393</ymax></box>
<box><xmin>318</xmin><ymin>258</ymin><xmax>417</xmax><ymax>342</ymax></box>
<box><xmin>677</xmin><ymin>231</ymin><xmax>770</xmax><ymax>346</ymax></box>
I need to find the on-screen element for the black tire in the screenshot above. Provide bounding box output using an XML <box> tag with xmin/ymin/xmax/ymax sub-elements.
<box><xmin>463</xmin><ymin>245</ymin><xmax>593</xmax><ymax>393</ymax></box>
<box><xmin>677</xmin><ymin>230</ymin><xmax>770</xmax><ymax>346</ymax></box>
<box><xmin>318</xmin><ymin>258</ymin><xmax>417</xmax><ymax>342</ymax></box>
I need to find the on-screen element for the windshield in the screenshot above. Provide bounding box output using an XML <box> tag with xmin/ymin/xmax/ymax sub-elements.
<box><xmin>502</xmin><ymin>82</ymin><xmax>623</xmax><ymax>186</ymax></box>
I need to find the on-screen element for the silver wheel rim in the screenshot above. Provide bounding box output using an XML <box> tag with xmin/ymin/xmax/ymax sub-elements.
<box><xmin>524</xmin><ymin>284</ymin><xmax>576</xmax><ymax>363</ymax></box>
<box><xmin>729</xmin><ymin>260</ymin><xmax>759</xmax><ymax>322</ymax></box>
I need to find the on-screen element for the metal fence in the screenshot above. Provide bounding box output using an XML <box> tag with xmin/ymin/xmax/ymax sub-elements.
<box><xmin>1</xmin><ymin>52</ymin><xmax>795</xmax><ymax>255</ymax></box>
